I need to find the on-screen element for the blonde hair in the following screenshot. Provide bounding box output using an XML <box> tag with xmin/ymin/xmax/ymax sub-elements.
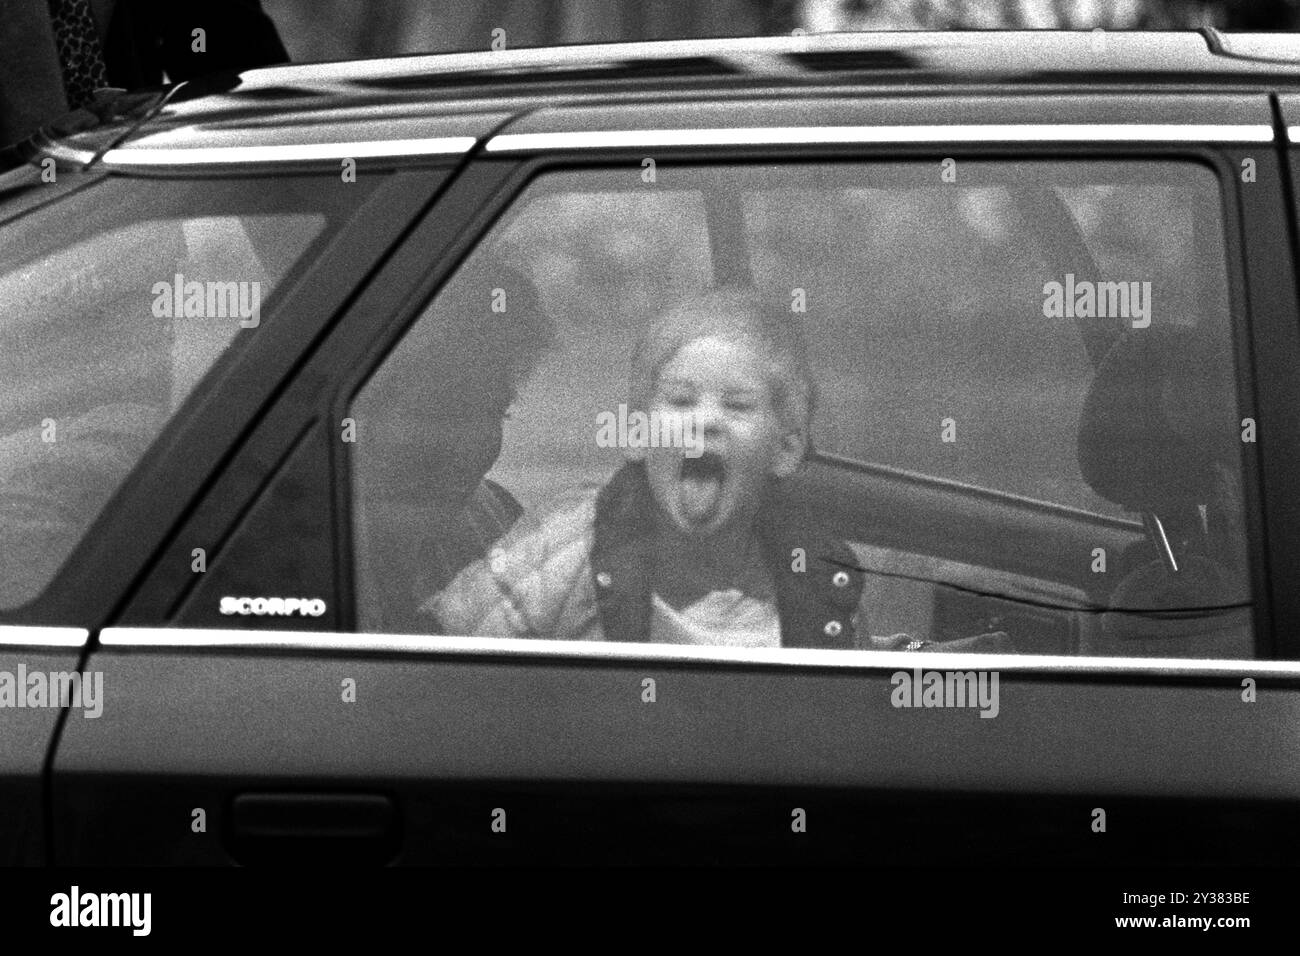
<box><xmin>628</xmin><ymin>286</ymin><xmax>815</xmax><ymax>443</ymax></box>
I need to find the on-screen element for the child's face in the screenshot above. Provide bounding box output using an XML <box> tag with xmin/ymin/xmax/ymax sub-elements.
<box><xmin>642</xmin><ymin>335</ymin><xmax>804</xmax><ymax>536</ymax></box>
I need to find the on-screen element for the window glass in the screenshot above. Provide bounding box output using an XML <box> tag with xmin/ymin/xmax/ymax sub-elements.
<box><xmin>0</xmin><ymin>175</ymin><xmax>374</xmax><ymax>608</ymax></box>
<box><xmin>350</xmin><ymin>162</ymin><xmax>1253</xmax><ymax>659</ymax></box>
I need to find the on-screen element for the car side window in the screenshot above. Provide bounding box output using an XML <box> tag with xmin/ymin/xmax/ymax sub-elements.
<box><xmin>0</xmin><ymin>175</ymin><xmax>376</xmax><ymax>610</ymax></box>
<box><xmin>348</xmin><ymin>161</ymin><xmax>1255</xmax><ymax>659</ymax></box>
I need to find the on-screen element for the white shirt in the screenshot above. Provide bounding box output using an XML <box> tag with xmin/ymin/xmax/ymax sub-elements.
<box><xmin>649</xmin><ymin>589</ymin><xmax>782</xmax><ymax>648</ymax></box>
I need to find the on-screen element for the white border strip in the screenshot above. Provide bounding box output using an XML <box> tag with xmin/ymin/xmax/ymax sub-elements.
<box><xmin>97</xmin><ymin>628</ymin><xmax>1300</xmax><ymax>677</ymax></box>
<box><xmin>98</xmin><ymin>136</ymin><xmax>477</xmax><ymax>167</ymax></box>
<box><xmin>487</xmin><ymin>124</ymin><xmax>1273</xmax><ymax>152</ymax></box>
<box><xmin>0</xmin><ymin>626</ymin><xmax>89</xmax><ymax>649</ymax></box>
<box><xmin>1285</xmin><ymin>126</ymin><xmax>1300</xmax><ymax>143</ymax></box>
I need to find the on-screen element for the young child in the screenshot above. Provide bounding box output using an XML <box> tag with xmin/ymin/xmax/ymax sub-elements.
<box><xmin>424</xmin><ymin>286</ymin><xmax>867</xmax><ymax>648</ymax></box>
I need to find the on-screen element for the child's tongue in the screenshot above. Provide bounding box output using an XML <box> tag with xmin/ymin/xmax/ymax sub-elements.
<box><xmin>680</xmin><ymin>475</ymin><xmax>722</xmax><ymax>523</ymax></box>
<box><xmin>678</xmin><ymin>456</ymin><xmax>725</xmax><ymax>524</ymax></box>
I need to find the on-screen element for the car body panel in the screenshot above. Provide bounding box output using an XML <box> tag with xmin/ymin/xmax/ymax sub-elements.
<box><xmin>50</xmin><ymin>635</ymin><xmax>1300</xmax><ymax>863</ymax></box>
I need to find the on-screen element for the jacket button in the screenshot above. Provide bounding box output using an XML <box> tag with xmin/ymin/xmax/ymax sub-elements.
<box><xmin>832</xmin><ymin>571</ymin><xmax>850</xmax><ymax>587</ymax></box>
<box><xmin>595</xmin><ymin>571</ymin><xmax>612</xmax><ymax>588</ymax></box>
<box><xmin>823</xmin><ymin>620</ymin><xmax>843</xmax><ymax>638</ymax></box>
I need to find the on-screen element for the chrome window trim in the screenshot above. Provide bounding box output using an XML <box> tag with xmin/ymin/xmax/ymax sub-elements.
<box><xmin>0</xmin><ymin>626</ymin><xmax>89</xmax><ymax>649</ymax></box>
<box><xmin>95</xmin><ymin>136</ymin><xmax>478</xmax><ymax>168</ymax></box>
<box><xmin>34</xmin><ymin>124</ymin><xmax>1272</xmax><ymax>173</ymax></box>
<box><xmin>97</xmin><ymin>628</ymin><xmax>1298</xmax><ymax>677</ymax></box>
<box><xmin>486</xmin><ymin>124</ymin><xmax>1273</xmax><ymax>152</ymax></box>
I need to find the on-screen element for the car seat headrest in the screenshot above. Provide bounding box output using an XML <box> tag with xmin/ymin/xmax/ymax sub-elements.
<box><xmin>1077</xmin><ymin>326</ymin><xmax>1237</xmax><ymax>513</ymax></box>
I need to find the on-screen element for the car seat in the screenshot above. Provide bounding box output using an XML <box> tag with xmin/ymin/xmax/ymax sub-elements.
<box><xmin>1075</xmin><ymin>325</ymin><xmax>1252</xmax><ymax>655</ymax></box>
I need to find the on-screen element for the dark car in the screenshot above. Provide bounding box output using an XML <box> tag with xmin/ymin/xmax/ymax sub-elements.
<box><xmin>3</xmin><ymin>30</ymin><xmax>1300</xmax><ymax>866</ymax></box>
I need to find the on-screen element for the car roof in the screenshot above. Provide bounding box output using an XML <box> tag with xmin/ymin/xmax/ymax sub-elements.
<box><xmin>29</xmin><ymin>30</ymin><xmax>1300</xmax><ymax>171</ymax></box>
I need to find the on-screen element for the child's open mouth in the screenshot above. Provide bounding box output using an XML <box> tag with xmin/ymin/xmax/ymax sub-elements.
<box><xmin>678</xmin><ymin>451</ymin><xmax>727</xmax><ymax>524</ymax></box>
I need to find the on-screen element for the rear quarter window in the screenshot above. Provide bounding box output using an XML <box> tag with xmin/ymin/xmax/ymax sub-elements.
<box><xmin>0</xmin><ymin>173</ymin><xmax>376</xmax><ymax>609</ymax></box>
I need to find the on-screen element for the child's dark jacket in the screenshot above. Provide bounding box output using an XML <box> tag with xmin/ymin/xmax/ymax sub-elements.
<box><xmin>427</xmin><ymin>462</ymin><xmax>865</xmax><ymax>647</ymax></box>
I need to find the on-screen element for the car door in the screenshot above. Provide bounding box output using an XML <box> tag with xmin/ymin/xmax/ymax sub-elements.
<box><xmin>0</xmin><ymin>152</ymin><xmax>455</xmax><ymax>864</ymax></box>
<box><xmin>47</xmin><ymin>92</ymin><xmax>1300</xmax><ymax>865</ymax></box>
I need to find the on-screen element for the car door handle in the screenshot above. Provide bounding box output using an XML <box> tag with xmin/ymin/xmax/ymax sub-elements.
<box><xmin>227</xmin><ymin>793</ymin><xmax>399</xmax><ymax>865</ymax></box>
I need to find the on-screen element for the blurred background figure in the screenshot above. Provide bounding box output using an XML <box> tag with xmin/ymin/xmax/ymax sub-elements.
<box><xmin>350</xmin><ymin>262</ymin><xmax>557</xmax><ymax>634</ymax></box>
<box><xmin>1</xmin><ymin>0</ymin><xmax>287</xmax><ymax>146</ymax></box>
